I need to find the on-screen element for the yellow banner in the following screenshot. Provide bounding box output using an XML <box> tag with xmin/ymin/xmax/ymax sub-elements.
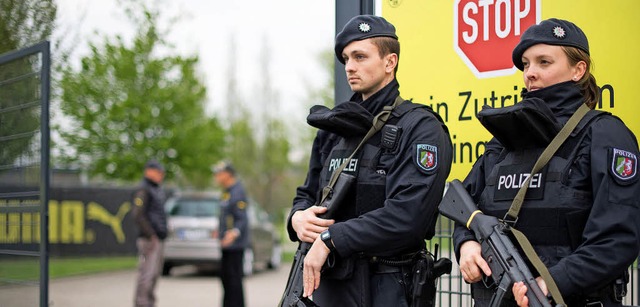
<box><xmin>382</xmin><ymin>0</ymin><xmax>639</xmax><ymax>180</ymax></box>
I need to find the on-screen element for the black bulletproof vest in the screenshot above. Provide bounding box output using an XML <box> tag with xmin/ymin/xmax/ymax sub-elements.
<box><xmin>479</xmin><ymin>110</ymin><xmax>605</xmax><ymax>262</ymax></box>
<box><xmin>318</xmin><ymin>102</ymin><xmax>443</xmax><ymax>222</ymax></box>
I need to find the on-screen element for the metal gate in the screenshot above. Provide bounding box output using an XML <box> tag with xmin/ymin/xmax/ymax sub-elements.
<box><xmin>430</xmin><ymin>216</ymin><xmax>639</xmax><ymax>306</ymax></box>
<box><xmin>0</xmin><ymin>41</ymin><xmax>51</xmax><ymax>307</ymax></box>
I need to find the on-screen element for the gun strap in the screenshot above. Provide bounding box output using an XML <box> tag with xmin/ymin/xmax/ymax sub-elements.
<box><xmin>504</xmin><ymin>103</ymin><xmax>590</xmax><ymax>223</ymax></box>
<box><xmin>509</xmin><ymin>227</ymin><xmax>566</xmax><ymax>306</ymax></box>
<box><xmin>503</xmin><ymin>103</ymin><xmax>589</xmax><ymax>307</ymax></box>
<box><xmin>321</xmin><ymin>96</ymin><xmax>404</xmax><ymax>203</ymax></box>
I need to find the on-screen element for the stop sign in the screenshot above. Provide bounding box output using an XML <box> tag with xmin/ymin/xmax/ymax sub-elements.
<box><xmin>454</xmin><ymin>0</ymin><xmax>539</xmax><ymax>78</ymax></box>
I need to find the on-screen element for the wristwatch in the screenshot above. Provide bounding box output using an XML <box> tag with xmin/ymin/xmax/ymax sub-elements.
<box><xmin>320</xmin><ymin>230</ymin><xmax>336</xmax><ymax>253</ymax></box>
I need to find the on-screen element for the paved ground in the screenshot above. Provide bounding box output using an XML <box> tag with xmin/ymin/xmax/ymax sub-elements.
<box><xmin>0</xmin><ymin>265</ymin><xmax>290</xmax><ymax>307</ymax></box>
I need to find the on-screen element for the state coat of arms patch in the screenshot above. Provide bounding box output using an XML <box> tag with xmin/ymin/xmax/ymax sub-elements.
<box><xmin>416</xmin><ymin>144</ymin><xmax>437</xmax><ymax>172</ymax></box>
<box><xmin>611</xmin><ymin>148</ymin><xmax>637</xmax><ymax>181</ymax></box>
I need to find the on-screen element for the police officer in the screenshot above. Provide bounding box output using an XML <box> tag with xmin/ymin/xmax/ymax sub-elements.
<box><xmin>287</xmin><ymin>15</ymin><xmax>453</xmax><ymax>306</ymax></box>
<box><xmin>453</xmin><ymin>18</ymin><xmax>640</xmax><ymax>306</ymax></box>
<box><xmin>132</xmin><ymin>160</ymin><xmax>168</xmax><ymax>307</ymax></box>
<box><xmin>213</xmin><ymin>161</ymin><xmax>249</xmax><ymax>307</ymax></box>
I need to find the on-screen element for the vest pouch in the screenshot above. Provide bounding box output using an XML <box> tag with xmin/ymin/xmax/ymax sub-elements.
<box><xmin>477</xmin><ymin>97</ymin><xmax>561</xmax><ymax>150</ymax></box>
<box><xmin>322</xmin><ymin>253</ymin><xmax>359</xmax><ymax>280</ymax></box>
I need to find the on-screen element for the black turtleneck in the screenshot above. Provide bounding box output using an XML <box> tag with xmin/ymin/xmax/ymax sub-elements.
<box><xmin>522</xmin><ymin>81</ymin><xmax>585</xmax><ymax>123</ymax></box>
<box><xmin>349</xmin><ymin>79</ymin><xmax>400</xmax><ymax>116</ymax></box>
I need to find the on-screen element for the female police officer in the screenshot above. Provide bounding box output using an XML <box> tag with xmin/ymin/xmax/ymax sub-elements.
<box><xmin>453</xmin><ymin>18</ymin><xmax>640</xmax><ymax>306</ymax></box>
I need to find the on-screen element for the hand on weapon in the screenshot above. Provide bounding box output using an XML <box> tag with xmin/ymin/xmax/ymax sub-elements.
<box><xmin>439</xmin><ymin>180</ymin><xmax>556</xmax><ymax>307</ymax></box>
<box><xmin>292</xmin><ymin>206</ymin><xmax>335</xmax><ymax>243</ymax></box>
<box><xmin>513</xmin><ymin>279</ymin><xmax>548</xmax><ymax>307</ymax></box>
<box><xmin>459</xmin><ymin>240</ymin><xmax>491</xmax><ymax>283</ymax></box>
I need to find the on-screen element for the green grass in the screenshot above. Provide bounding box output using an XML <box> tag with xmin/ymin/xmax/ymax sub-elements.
<box><xmin>0</xmin><ymin>256</ymin><xmax>137</xmax><ymax>285</ymax></box>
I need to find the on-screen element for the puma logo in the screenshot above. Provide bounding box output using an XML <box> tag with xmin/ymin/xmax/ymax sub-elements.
<box><xmin>87</xmin><ymin>202</ymin><xmax>131</xmax><ymax>243</ymax></box>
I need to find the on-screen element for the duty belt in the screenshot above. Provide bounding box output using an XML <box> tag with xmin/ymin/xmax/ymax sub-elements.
<box><xmin>370</xmin><ymin>252</ymin><xmax>417</xmax><ymax>274</ymax></box>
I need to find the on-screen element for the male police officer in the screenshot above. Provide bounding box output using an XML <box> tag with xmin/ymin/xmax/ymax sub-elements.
<box><xmin>287</xmin><ymin>15</ymin><xmax>453</xmax><ymax>306</ymax></box>
<box><xmin>213</xmin><ymin>161</ymin><xmax>249</xmax><ymax>307</ymax></box>
<box><xmin>132</xmin><ymin>160</ymin><xmax>167</xmax><ymax>307</ymax></box>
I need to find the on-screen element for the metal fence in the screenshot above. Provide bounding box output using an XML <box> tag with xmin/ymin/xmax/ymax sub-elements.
<box><xmin>429</xmin><ymin>216</ymin><xmax>639</xmax><ymax>306</ymax></box>
<box><xmin>0</xmin><ymin>41</ymin><xmax>51</xmax><ymax>307</ymax></box>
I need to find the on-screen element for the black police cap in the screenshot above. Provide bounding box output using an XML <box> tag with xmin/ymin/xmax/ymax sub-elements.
<box><xmin>335</xmin><ymin>15</ymin><xmax>398</xmax><ymax>64</ymax></box>
<box><xmin>512</xmin><ymin>18</ymin><xmax>589</xmax><ymax>71</ymax></box>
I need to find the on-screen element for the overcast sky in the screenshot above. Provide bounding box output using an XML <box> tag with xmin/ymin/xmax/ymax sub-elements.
<box><xmin>54</xmin><ymin>0</ymin><xmax>336</xmax><ymax>119</ymax></box>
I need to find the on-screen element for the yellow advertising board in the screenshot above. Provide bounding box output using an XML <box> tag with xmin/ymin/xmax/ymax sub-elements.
<box><xmin>382</xmin><ymin>0</ymin><xmax>639</xmax><ymax>181</ymax></box>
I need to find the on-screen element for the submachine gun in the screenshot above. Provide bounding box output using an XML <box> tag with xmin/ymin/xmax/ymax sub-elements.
<box><xmin>279</xmin><ymin>173</ymin><xmax>356</xmax><ymax>307</ymax></box>
<box><xmin>438</xmin><ymin>179</ymin><xmax>563</xmax><ymax>307</ymax></box>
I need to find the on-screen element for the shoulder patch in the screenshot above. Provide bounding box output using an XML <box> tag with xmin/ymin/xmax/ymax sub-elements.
<box><xmin>237</xmin><ymin>201</ymin><xmax>246</xmax><ymax>210</ymax></box>
<box><xmin>610</xmin><ymin>148</ymin><xmax>637</xmax><ymax>182</ymax></box>
<box><xmin>416</xmin><ymin>144</ymin><xmax>438</xmax><ymax>172</ymax></box>
<box><xmin>133</xmin><ymin>190</ymin><xmax>146</xmax><ymax>207</ymax></box>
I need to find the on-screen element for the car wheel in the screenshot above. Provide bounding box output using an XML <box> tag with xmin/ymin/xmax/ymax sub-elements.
<box><xmin>243</xmin><ymin>248</ymin><xmax>254</xmax><ymax>276</ymax></box>
<box><xmin>162</xmin><ymin>262</ymin><xmax>172</xmax><ymax>276</ymax></box>
<box><xmin>268</xmin><ymin>243</ymin><xmax>282</xmax><ymax>269</ymax></box>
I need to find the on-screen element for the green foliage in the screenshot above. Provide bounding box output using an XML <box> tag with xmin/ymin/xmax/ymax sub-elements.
<box><xmin>0</xmin><ymin>0</ymin><xmax>56</xmax><ymax>54</ymax></box>
<box><xmin>0</xmin><ymin>0</ymin><xmax>56</xmax><ymax>170</ymax></box>
<box><xmin>57</xmin><ymin>3</ymin><xmax>225</xmax><ymax>187</ymax></box>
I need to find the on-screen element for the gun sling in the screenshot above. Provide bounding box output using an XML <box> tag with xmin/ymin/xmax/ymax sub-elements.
<box><xmin>320</xmin><ymin>96</ymin><xmax>405</xmax><ymax>203</ymax></box>
<box><xmin>503</xmin><ymin>103</ymin><xmax>591</xmax><ymax>307</ymax></box>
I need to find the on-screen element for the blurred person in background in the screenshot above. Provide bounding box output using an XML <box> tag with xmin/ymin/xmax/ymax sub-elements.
<box><xmin>132</xmin><ymin>160</ymin><xmax>168</xmax><ymax>307</ymax></box>
<box><xmin>213</xmin><ymin>160</ymin><xmax>249</xmax><ymax>307</ymax></box>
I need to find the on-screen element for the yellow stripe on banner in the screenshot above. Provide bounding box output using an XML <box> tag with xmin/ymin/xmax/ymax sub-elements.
<box><xmin>467</xmin><ymin>210</ymin><xmax>482</xmax><ymax>229</ymax></box>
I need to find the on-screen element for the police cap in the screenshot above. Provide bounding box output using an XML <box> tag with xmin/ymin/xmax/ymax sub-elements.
<box><xmin>335</xmin><ymin>15</ymin><xmax>398</xmax><ymax>64</ymax></box>
<box><xmin>145</xmin><ymin>159</ymin><xmax>165</xmax><ymax>172</ymax></box>
<box><xmin>512</xmin><ymin>18</ymin><xmax>589</xmax><ymax>71</ymax></box>
<box><xmin>211</xmin><ymin>160</ymin><xmax>235</xmax><ymax>175</ymax></box>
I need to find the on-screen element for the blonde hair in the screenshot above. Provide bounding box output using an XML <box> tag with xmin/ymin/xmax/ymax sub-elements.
<box><xmin>562</xmin><ymin>46</ymin><xmax>599</xmax><ymax>109</ymax></box>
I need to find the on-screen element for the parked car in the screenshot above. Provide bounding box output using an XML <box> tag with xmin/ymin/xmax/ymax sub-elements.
<box><xmin>162</xmin><ymin>191</ymin><xmax>282</xmax><ymax>276</ymax></box>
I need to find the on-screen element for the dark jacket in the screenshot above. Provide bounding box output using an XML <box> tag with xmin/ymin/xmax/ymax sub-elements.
<box><xmin>453</xmin><ymin>82</ymin><xmax>640</xmax><ymax>303</ymax></box>
<box><xmin>220</xmin><ymin>181</ymin><xmax>250</xmax><ymax>251</ymax></box>
<box><xmin>132</xmin><ymin>177</ymin><xmax>168</xmax><ymax>240</ymax></box>
<box><xmin>288</xmin><ymin>79</ymin><xmax>453</xmax><ymax>257</ymax></box>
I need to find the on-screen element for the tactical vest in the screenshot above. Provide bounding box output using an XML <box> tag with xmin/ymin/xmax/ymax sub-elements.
<box><xmin>318</xmin><ymin>102</ymin><xmax>444</xmax><ymax>223</ymax></box>
<box><xmin>478</xmin><ymin>110</ymin><xmax>605</xmax><ymax>266</ymax></box>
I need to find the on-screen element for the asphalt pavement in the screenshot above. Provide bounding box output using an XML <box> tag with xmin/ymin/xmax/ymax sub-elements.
<box><xmin>0</xmin><ymin>264</ymin><xmax>290</xmax><ymax>307</ymax></box>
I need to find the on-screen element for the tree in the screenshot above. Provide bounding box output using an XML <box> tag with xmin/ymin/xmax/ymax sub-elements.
<box><xmin>57</xmin><ymin>2</ymin><xmax>224</xmax><ymax>187</ymax></box>
<box><xmin>0</xmin><ymin>0</ymin><xmax>56</xmax><ymax>54</ymax></box>
<box><xmin>0</xmin><ymin>0</ymin><xmax>57</xmax><ymax>170</ymax></box>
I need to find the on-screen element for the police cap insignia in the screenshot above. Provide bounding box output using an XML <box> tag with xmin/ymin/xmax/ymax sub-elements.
<box><xmin>610</xmin><ymin>148</ymin><xmax>637</xmax><ymax>182</ymax></box>
<box><xmin>552</xmin><ymin>26</ymin><xmax>566</xmax><ymax>39</ymax></box>
<box><xmin>358</xmin><ymin>22</ymin><xmax>371</xmax><ymax>33</ymax></box>
<box><xmin>416</xmin><ymin>144</ymin><xmax>438</xmax><ymax>172</ymax></box>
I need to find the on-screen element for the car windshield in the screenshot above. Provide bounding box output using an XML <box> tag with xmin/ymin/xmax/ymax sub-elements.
<box><xmin>166</xmin><ymin>197</ymin><xmax>220</xmax><ymax>217</ymax></box>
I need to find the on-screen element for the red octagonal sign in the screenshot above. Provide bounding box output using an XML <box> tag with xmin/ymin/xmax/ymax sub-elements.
<box><xmin>454</xmin><ymin>0</ymin><xmax>540</xmax><ymax>78</ymax></box>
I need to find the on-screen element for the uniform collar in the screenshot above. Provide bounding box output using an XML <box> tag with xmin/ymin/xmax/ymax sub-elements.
<box><xmin>144</xmin><ymin>177</ymin><xmax>159</xmax><ymax>187</ymax></box>
<box><xmin>522</xmin><ymin>81</ymin><xmax>584</xmax><ymax>123</ymax></box>
<box><xmin>350</xmin><ymin>79</ymin><xmax>400</xmax><ymax>116</ymax></box>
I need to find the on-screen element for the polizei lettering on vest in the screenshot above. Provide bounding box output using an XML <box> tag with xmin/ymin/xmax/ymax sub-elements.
<box><xmin>328</xmin><ymin>158</ymin><xmax>358</xmax><ymax>173</ymax></box>
<box><xmin>497</xmin><ymin>172</ymin><xmax>543</xmax><ymax>190</ymax></box>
